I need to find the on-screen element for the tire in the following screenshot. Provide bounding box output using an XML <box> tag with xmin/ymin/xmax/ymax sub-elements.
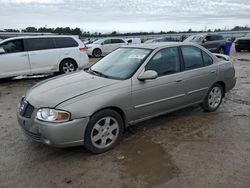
<box><xmin>84</xmin><ymin>109</ymin><xmax>123</xmax><ymax>154</ymax></box>
<box><xmin>59</xmin><ymin>59</ymin><xmax>77</xmax><ymax>74</ymax></box>
<box><xmin>201</xmin><ymin>83</ymin><xmax>224</xmax><ymax>112</ymax></box>
<box><xmin>92</xmin><ymin>48</ymin><xmax>102</xmax><ymax>58</ymax></box>
<box><xmin>218</xmin><ymin>47</ymin><xmax>225</xmax><ymax>54</ymax></box>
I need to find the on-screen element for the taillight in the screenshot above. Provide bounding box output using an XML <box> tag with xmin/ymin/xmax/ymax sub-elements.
<box><xmin>79</xmin><ymin>47</ymin><xmax>88</xmax><ymax>51</ymax></box>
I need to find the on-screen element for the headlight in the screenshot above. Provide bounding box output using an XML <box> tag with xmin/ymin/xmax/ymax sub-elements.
<box><xmin>36</xmin><ymin>108</ymin><xmax>70</xmax><ymax>122</ymax></box>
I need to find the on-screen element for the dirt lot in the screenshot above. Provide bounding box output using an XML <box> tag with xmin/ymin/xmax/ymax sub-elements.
<box><xmin>1</xmin><ymin>47</ymin><xmax>250</xmax><ymax>188</ymax></box>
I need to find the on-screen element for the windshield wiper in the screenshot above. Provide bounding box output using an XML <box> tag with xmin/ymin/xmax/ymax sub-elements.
<box><xmin>87</xmin><ymin>68</ymin><xmax>109</xmax><ymax>78</ymax></box>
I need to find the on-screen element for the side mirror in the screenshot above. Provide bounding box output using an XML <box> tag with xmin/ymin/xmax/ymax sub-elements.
<box><xmin>0</xmin><ymin>48</ymin><xmax>5</xmax><ymax>55</ymax></box>
<box><xmin>203</xmin><ymin>39</ymin><xmax>207</xmax><ymax>43</ymax></box>
<box><xmin>101</xmin><ymin>42</ymin><xmax>104</xmax><ymax>45</ymax></box>
<box><xmin>138</xmin><ymin>70</ymin><xmax>158</xmax><ymax>81</ymax></box>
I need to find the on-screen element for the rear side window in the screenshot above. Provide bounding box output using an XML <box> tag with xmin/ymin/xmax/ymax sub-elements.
<box><xmin>103</xmin><ymin>39</ymin><xmax>112</xmax><ymax>44</ymax></box>
<box><xmin>26</xmin><ymin>38</ymin><xmax>54</xmax><ymax>51</ymax></box>
<box><xmin>181</xmin><ymin>46</ymin><xmax>204</xmax><ymax>70</ymax></box>
<box><xmin>202</xmin><ymin>51</ymin><xmax>213</xmax><ymax>66</ymax></box>
<box><xmin>54</xmin><ymin>37</ymin><xmax>78</xmax><ymax>48</ymax></box>
<box><xmin>0</xmin><ymin>39</ymin><xmax>24</xmax><ymax>53</ymax></box>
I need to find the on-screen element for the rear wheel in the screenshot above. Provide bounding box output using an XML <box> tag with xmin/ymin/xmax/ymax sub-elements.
<box><xmin>201</xmin><ymin>84</ymin><xmax>224</xmax><ymax>112</ymax></box>
<box><xmin>92</xmin><ymin>48</ymin><xmax>102</xmax><ymax>58</ymax></box>
<box><xmin>84</xmin><ymin>109</ymin><xmax>123</xmax><ymax>154</ymax></box>
<box><xmin>59</xmin><ymin>59</ymin><xmax>77</xmax><ymax>74</ymax></box>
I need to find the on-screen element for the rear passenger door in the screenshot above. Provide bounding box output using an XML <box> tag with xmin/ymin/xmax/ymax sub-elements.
<box><xmin>180</xmin><ymin>46</ymin><xmax>218</xmax><ymax>104</ymax></box>
<box><xmin>25</xmin><ymin>38</ymin><xmax>59</xmax><ymax>74</ymax></box>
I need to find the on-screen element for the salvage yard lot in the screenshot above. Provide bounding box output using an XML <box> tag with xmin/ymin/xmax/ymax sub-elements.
<box><xmin>1</xmin><ymin>48</ymin><xmax>250</xmax><ymax>187</ymax></box>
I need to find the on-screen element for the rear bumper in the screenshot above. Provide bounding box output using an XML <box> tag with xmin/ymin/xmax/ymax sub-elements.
<box><xmin>17</xmin><ymin>110</ymin><xmax>89</xmax><ymax>147</ymax></box>
<box><xmin>225</xmin><ymin>77</ymin><xmax>237</xmax><ymax>93</ymax></box>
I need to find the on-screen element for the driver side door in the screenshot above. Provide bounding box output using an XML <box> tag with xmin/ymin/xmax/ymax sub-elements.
<box><xmin>101</xmin><ymin>39</ymin><xmax>113</xmax><ymax>55</ymax></box>
<box><xmin>0</xmin><ymin>39</ymin><xmax>31</xmax><ymax>78</ymax></box>
<box><xmin>131</xmin><ymin>47</ymin><xmax>186</xmax><ymax>121</ymax></box>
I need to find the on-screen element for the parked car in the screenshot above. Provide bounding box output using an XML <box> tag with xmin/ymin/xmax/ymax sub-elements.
<box><xmin>184</xmin><ymin>34</ymin><xmax>226</xmax><ymax>54</ymax></box>
<box><xmin>144</xmin><ymin>36</ymin><xmax>179</xmax><ymax>43</ymax></box>
<box><xmin>86</xmin><ymin>38</ymin><xmax>127</xmax><ymax>58</ymax></box>
<box><xmin>0</xmin><ymin>36</ymin><xmax>89</xmax><ymax>79</ymax></box>
<box><xmin>83</xmin><ymin>38</ymin><xmax>98</xmax><ymax>45</ymax></box>
<box><xmin>17</xmin><ymin>42</ymin><xmax>236</xmax><ymax>153</ymax></box>
<box><xmin>234</xmin><ymin>32</ymin><xmax>250</xmax><ymax>52</ymax></box>
<box><xmin>125</xmin><ymin>38</ymin><xmax>141</xmax><ymax>44</ymax></box>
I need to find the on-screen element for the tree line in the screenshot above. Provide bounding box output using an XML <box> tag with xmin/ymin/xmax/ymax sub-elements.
<box><xmin>1</xmin><ymin>25</ymin><xmax>249</xmax><ymax>37</ymax></box>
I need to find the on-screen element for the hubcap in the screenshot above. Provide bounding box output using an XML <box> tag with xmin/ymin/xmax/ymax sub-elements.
<box><xmin>91</xmin><ymin>117</ymin><xmax>119</xmax><ymax>149</ymax></box>
<box><xmin>94</xmin><ymin>50</ymin><xmax>101</xmax><ymax>57</ymax></box>
<box><xmin>62</xmin><ymin>62</ymin><xmax>75</xmax><ymax>73</ymax></box>
<box><xmin>208</xmin><ymin>86</ymin><xmax>222</xmax><ymax>109</ymax></box>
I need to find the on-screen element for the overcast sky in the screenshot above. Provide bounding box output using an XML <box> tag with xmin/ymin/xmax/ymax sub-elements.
<box><xmin>0</xmin><ymin>0</ymin><xmax>249</xmax><ymax>33</ymax></box>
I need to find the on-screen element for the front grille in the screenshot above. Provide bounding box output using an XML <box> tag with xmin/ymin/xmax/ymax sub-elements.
<box><xmin>19</xmin><ymin>98</ymin><xmax>34</xmax><ymax>118</ymax></box>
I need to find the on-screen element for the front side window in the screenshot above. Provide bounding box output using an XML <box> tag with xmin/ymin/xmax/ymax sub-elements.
<box><xmin>103</xmin><ymin>39</ymin><xmax>111</xmax><ymax>44</ymax></box>
<box><xmin>111</xmin><ymin>39</ymin><xmax>125</xmax><ymax>43</ymax></box>
<box><xmin>145</xmin><ymin>47</ymin><xmax>180</xmax><ymax>76</ymax></box>
<box><xmin>0</xmin><ymin>39</ymin><xmax>24</xmax><ymax>53</ymax></box>
<box><xmin>181</xmin><ymin>46</ymin><xmax>204</xmax><ymax>70</ymax></box>
<box><xmin>26</xmin><ymin>38</ymin><xmax>54</xmax><ymax>51</ymax></box>
<box><xmin>88</xmin><ymin>48</ymin><xmax>151</xmax><ymax>79</ymax></box>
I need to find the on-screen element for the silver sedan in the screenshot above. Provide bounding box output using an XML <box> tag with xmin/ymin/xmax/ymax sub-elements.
<box><xmin>17</xmin><ymin>42</ymin><xmax>236</xmax><ymax>153</ymax></box>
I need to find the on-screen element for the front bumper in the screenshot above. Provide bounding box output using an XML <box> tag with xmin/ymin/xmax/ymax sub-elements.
<box><xmin>17</xmin><ymin>107</ymin><xmax>90</xmax><ymax>147</ymax></box>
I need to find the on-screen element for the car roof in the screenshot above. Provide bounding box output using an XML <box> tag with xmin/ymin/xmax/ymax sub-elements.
<box><xmin>122</xmin><ymin>42</ymin><xmax>197</xmax><ymax>50</ymax></box>
<box><xmin>1</xmin><ymin>35</ymin><xmax>76</xmax><ymax>41</ymax></box>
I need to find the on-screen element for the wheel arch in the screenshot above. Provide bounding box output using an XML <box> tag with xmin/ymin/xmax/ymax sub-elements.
<box><xmin>215</xmin><ymin>81</ymin><xmax>226</xmax><ymax>97</ymax></box>
<box><xmin>91</xmin><ymin>106</ymin><xmax>128</xmax><ymax>130</ymax></box>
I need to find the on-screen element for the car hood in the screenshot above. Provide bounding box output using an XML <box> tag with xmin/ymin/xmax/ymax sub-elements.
<box><xmin>25</xmin><ymin>71</ymin><xmax>120</xmax><ymax>108</ymax></box>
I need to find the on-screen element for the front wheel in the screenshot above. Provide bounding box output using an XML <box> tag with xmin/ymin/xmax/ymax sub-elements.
<box><xmin>84</xmin><ymin>109</ymin><xmax>123</xmax><ymax>154</ymax></box>
<box><xmin>201</xmin><ymin>84</ymin><xmax>224</xmax><ymax>112</ymax></box>
<box><xmin>92</xmin><ymin>48</ymin><xmax>102</xmax><ymax>58</ymax></box>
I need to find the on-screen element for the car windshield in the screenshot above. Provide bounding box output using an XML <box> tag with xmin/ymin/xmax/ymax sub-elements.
<box><xmin>93</xmin><ymin>39</ymin><xmax>104</xmax><ymax>44</ymax></box>
<box><xmin>87</xmin><ymin>48</ymin><xmax>152</xmax><ymax>80</ymax></box>
<box><xmin>184</xmin><ymin>35</ymin><xmax>203</xmax><ymax>42</ymax></box>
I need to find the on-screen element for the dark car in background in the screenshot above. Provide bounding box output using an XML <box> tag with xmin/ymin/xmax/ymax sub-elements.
<box><xmin>184</xmin><ymin>34</ymin><xmax>226</xmax><ymax>54</ymax></box>
<box><xmin>235</xmin><ymin>32</ymin><xmax>250</xmax><ymax>52</ymax></box>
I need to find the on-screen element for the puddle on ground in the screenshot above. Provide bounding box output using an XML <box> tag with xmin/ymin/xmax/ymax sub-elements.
<box><xmin>117</xmin><ymin>136</ymin><xmax>179</xmax><ymax>187</ymax></box>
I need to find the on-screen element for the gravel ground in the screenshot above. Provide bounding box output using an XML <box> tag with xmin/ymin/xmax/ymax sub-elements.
<box><xmin>0</xmin><ymin>46</ymin><xmax>250</xmax><ymax>188</ymax></box>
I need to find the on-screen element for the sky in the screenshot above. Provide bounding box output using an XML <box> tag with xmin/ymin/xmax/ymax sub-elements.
<box><xmin>0</xmin><ymin>0</ymin><xmax>250</xmax><ymax>33</ymax></box>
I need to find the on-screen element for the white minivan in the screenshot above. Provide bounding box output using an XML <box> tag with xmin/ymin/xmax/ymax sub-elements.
<box><xmin>0</xmin><ymin>36</ymin><xmax>89</xmax><ymax>79</ymax></box>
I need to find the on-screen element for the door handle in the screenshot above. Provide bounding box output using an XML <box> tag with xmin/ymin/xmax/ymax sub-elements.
<box><xmin>20</xmin><ymin>54</ymin><xmax>28</xmax><ymax>57</ymax></box>
<box><xmin>210</xmin><ymin>70</ymin><xmax>217</xmax><ymax>74</ymax></box>
<box><xmin>175</xmin><ymin>78</ymin><xmax>183</xmax><ymax>82</ymax></box>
